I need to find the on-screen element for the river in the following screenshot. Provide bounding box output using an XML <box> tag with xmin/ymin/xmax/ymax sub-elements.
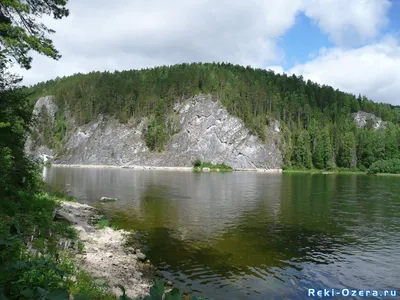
<box><xmin>43</xmin><ymin>166</ymin><xmax>400</xmax><ymax>299</ymax></box>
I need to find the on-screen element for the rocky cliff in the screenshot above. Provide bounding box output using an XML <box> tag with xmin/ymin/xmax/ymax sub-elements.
<box><xmin>352</xmin><ymin>111</ymin><xmax>387</xmax><ymax>130</ymax></box>
<box><xmin>26</xmin><ymin>94</ymin><xmax>283</xmax><ymax>169</ymax></box>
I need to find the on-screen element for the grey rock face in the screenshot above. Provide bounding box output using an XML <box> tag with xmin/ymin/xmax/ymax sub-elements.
<box><xmin>167</xmin><ymin>95</ymin><xmax>281</xmax><ymax>168</ymax></box>
<box><xmin>352</xmin><ymin>111</ymin><xmax>387</xmax><ymax>130</ymax></box>
<box><xmin>27</xmin><ymin>94</ymin><xmax>283</xmax><ymax>169</ymax></box>
<box><xmin>32</xmin><ymin>96</ymin><xmax>58</xmax><ymax>120</ymax></box>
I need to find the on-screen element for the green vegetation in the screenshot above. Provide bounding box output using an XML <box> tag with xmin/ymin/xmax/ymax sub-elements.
<box><xmin>0</xmin><ymin>77</ymin><xmax>42</xmax><ymax>197</ymax></box>
<box><xmin>0</xmin><ymin>0</ymin><xmax>69</xmax><ymax>70</ymax></box>
<box><xmin>45</xmin><ymin>190</ymin><xmax>76</xmax><ymax>203</ymax></box>
<box><xmin>192</xmin><ymin>160</ymin><xmax>233</xmax><ymax>172</ymax></box>
<box><xmin>26</xmin><ymin>62</ymin><xmax>400</xmax><ymax>169</ymax></box>
<box><xmin>96</xmin><ymin>219</ymin><xmax>110</xmax><ymax>229</ymax></box>
<box><xmin>283</xmin><ymin>168</ymin><xmax>367</xmax><ymax>175</ymax></box>
<box><xmin>142</xmin><ymin>279</ymin><xmax>204</xmax><ymax>300</ymax></box>
<box><xmin>0</xmin><ymin>0</ymin><xmax>398</xmax><ymax>297</ymax></box>
<box><xmin>1</xmin><ymin>1</ymin><xmax>120</xmax><ymax>299</ymax></box>
<box><xmin>0</xmin><ymin>192</ymin><xmax>116</xmax><ymax>299</ymax></box>
<box><xmin>367</xmin><ymin>159</ymin><xmax>400</xmax><ymax>175</ymax></box>
<box><xmin>144</xmin><ymin>100</ymin><xmax>181</xmax><ymax>152</ymax></box>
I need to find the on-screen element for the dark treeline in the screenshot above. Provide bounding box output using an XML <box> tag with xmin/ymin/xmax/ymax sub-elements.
<box><xmin>27</xmin><ymin>62</ymin><xmax>400</xmax><ymax>170</ymax></box>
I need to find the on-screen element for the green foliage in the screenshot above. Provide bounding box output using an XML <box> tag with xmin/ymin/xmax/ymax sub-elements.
<box><xmin>0</xmin><ymin>191</ymin><xmax>116</xmax><ymax>300</ymax></box>
<box><xmin>367</xmin><ymin>159</ymin><xmax>400</xmax><ymax>175</ymax></box>
<box><xmin>0</xmin><ymin>0</ymin><xmax>69</xmax><ymax>70</ymax></box>
<box><xmin>96</xmin><ymin>219</ymin><xmax>109</xmax><ymax>229</ymax></box>
<box><xmin>143</xmin><ymin>99</ymin><xmax>180</xmax><ymax>151</ymax></box>
<box><xmin>52</xmin><ymin>109</ymin><xmax>68</xmax><ymax>153</ymax></box>
<box><xmin>145</xmin><ymin>279</ymin><xmax>164</xmax><ymax>300</ymax></box>
<box><xmin>46</xmin><ymin>190</ymin><xmax>76</xmax><ymax>202</ymax></box>
<box><xmin>322</xmin><ymin>127</ymin><xmax>334</xmax><ymax>170</ymax></box>
<box><xmin>192</xmin><ymin>160</ymin><xmax>233</xmax><ymax>172</ymax></box>
<box><xmin>69</xmin><ymin>270</ymin><xmax>115</xmax><ymax>299</ymax></box>
<box><xmin>337</xmin><ymin>132</ymin><xmax>356</xmax><ymax>168</ymax></box>
<box><xmin>292</xmin><ymin>129</ymin><xmax>312</xmax><ymax>169</ymax></box>
<box><xmin>0</xmin><ymin>78</ymin><xmax>42</xmax><ymax>196</ymax></box>
<box><xmin>77</xmin><ymin>241</ymin><xmax>84</xmax><ymax>254</ymax></box>
<box><xmin>193</xmin><ymin>159</ymin><xmax>202</xmax><ymax>167</ymax></box>
<box><xmin>23</xmin><ymin>63</ymin><xmax>400</xmax><ymax>171</ymax></box>
<box><xmin>143</xmin><ymin>279</ymin><xmax>204</xmax><ymax>300</ymax></box>
<box><xmin>144</xmin><ymin>115</ymin><xmax>169</xmax><ymax>152</ymax></box>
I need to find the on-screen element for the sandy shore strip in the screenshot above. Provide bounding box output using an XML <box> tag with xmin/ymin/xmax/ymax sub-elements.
<box><xmin>56</xmin><ymin>201</ymin><xmax>153</xmax><ymax>299</ymax></box>
<box><xmin>50</xmin><ymin>164</ymin><xmax>282</xmax><ymax>173</ymax></box>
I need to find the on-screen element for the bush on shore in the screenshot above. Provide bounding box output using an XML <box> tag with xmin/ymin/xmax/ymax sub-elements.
<box><xmin>192</xmin><ymin>159</ymin><xmax>233</xmax><ymax>172</ymax></box>
<box><xmin>0</xmin><ymin>191</ymin><xmax>117</xmax><ymax>299</ymax></box>
<box><xmin>367</xmin><ymin>158</ymin><xmax>400</xmax><ymax>175</ymax></box>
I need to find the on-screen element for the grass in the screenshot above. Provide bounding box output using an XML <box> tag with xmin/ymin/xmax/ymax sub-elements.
<box><xmin>96</xmin><ymin>218</ymin><xmax>110</xmax><ymax>229</ymax></box>
<box><xmin>375</xmin><ymin>173</ymin><xmax>400</xmax><ymax>177</ymax></box>
<box><xmin>192</xmin><ymin>159</ymin><xmax>233</xmax><ymax>172</ymax></box>
<box><xmin>0</xmin><ymin>190</ymin><xmax>117</xmax><ymax>299</ymax></box>
<box><xmin>43</xmin><ymin>189</ymin><xmax>77</xmax><ymax>202</ymax></box>
<box><xmin>77</xmin><ymin>240</ymin><xmax>85</xmax><ymax>254</ymax></box>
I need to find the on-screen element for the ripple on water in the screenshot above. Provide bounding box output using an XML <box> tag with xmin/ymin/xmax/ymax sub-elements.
<box><xmin>45</xmin><ymin>169</ymin><xmax>400</xmax><ymax>300</ymax></box>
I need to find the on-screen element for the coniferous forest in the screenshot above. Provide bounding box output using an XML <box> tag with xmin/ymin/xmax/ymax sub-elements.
<box><xmin>27</xmin><ymin>62</ymin><xmax>400</xmax><ymax>171</ymax></box>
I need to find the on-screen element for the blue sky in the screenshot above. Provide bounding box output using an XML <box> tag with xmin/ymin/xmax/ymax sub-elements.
<box><xmin>279</xmin><ymin>12</ymin><xmax>335</xmax><ymax>69</ymax></box>
<box><xmin>281</xmin><ymin>2</ymin><xmax>400</xmax><ymax>70</ymax></box>
<box><xmin>14</xmin><ymin>0</ymin><xmax>400</xmax><ymax>105</ymax></box>
<box><xmin>385</xmin><ymin>0</ymin><xmax>400</xmax><ymax>37</ymax></box>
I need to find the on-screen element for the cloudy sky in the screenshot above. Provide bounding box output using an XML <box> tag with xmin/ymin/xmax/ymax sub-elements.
<box><xmin>13</xmin><ymin>0</ymin><xmax>400</xmax><ymax>105</ymax></box>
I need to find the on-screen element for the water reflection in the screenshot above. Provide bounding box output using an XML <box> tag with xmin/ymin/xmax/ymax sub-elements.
<box><xmin>44</xmin><ymin>167</ymin><xmax>400</xmax><ymax>299</ymax></box>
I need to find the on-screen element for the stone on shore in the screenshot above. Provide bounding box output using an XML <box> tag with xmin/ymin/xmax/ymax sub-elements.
<box><xmin>136</xmin><ymin>252</ymin><xmax>146</xmax><ymax>261</ymax></box>
<box><xmin>53</xmin><ymin>209</ymin><xmax>77</xmax><ymax>224</ymax></box>
<box><xmin>57</xmin><ymin>201</ymin><xmax>152</xmax><ymax>299</ymax></box>
<box><xmin>99</xmin><ymin>196</ymin><xmax>118</xmax><ymax>203</ymax></box>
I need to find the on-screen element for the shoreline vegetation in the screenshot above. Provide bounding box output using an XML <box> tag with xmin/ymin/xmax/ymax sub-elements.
<box><xmin>282</xmin><ymin>168</ymin><xmax>367</xmax><ymax>175</ymax></box>
<box><xmin>283</xmin><ymin>159</ymin><xmax>400</xmax><ymax>176</ymax></box>
<box><xmin>45</xmin><ymin>162</ymin><xmax>400</xmax><ymax>176</ymax></box>
<box><xmin>0</xmin><ymin>192</ymin><xmax>118</xmax><ymax>299</ymax></box>
<box><xmin>0</xmin><ymin>190</ymin><xmax>205</xmax><ymax>299</ymax></box>
<box><xmin>47</xmin><ymin>163</ymin><xmax>283</xmax><ymax>173</ymax></box>
<box><xmin>192</xmin><ymin>159</ymin><xmax>233</xmax><ymax>172</ymax></box>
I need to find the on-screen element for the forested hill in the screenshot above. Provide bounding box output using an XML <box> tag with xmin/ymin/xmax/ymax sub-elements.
<box><xmin>26</xmin><ymin>62</ymin><xmax>400</xmax><ymax>170</ymax></box>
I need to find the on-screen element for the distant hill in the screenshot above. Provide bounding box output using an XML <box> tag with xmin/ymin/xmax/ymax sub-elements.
<box><xmin>25</xmin><ymin>62</ymin><xmax>400</xmax><ymax>170</ymax></box>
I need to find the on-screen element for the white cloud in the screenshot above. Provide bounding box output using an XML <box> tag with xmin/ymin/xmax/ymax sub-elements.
<box><xmin>289</xmin><ymin>35</ymin><xmax>400</xmax><ymax>105</ymax></box>
<box><xmin>302</xmin><ymin>0</ymin><xmax>391</xmax><ymax>46</ymax></box>
<box><xmin>9</xmin><ymin>0</ymin><xmax>396</xmax><ymax>108</ymax></box>
<box><xmin>265</xmin><ymin>65</ymin><xmax>285</xmax><ymax>75</ymax></box>
<box><xmin>13</xmin><ymin>0</ymin><xmax>304</xmax><ymax>85</ymax></box>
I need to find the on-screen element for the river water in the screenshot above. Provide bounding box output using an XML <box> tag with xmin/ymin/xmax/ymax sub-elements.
<box><xmin>43</xmin><ymin>166</ymin><xmax>400</xmax><ymax>299</ymax></box>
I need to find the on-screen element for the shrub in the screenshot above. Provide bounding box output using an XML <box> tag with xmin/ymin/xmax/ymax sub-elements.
<box><xmin>96</xmin><ymin>219</ymin><xmax>109</xmax><ymax>229</ymax></box>
<box><xmin>367</xmin><ymin>158</ymin><xmax>400</xmax><ymax>175</ymax></box>
<box><xmin>193</xmin><ymin>159</ymin><xmax>202</xmax><ymax>167</ymax></box>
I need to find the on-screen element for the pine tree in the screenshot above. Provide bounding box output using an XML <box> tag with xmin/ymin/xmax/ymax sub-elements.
<box><xmin>293</xmin><ymin>129</ymin><xmax>313</xmax><ymax>169</ymax></box>
<box><xmin>322</xmin><ymin>127</ymin><xmax>334</xmax><ymax>169</ymax></box>
<box><xmin>313</xmin><ymin>129</ymin><xmax>325</xmax><ymax>169</ymax></box>
<box><xmin>338</xmin><ymin>132</ymin><xmax>356</xmax><ymax>168</ymax></box>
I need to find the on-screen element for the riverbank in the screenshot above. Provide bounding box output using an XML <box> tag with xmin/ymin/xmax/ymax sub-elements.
<box><xmin>56</xmin><ymin>201</ymin><xmax>153</xmax><ymax>299</ymax></box>
<box><xmin>47</xmin><ymin>164</ymin><xmax>400</xmax><ymax>176</ymax></box>
<box><xmin>0</xmin><ymin>190</ymin><xmax>153</xmax><ymax>299</ymax></box>
<box><xmin>50</xmin><ymin>163</ymin><xmax>283</xmax><ymax>173</ymax></box>
<box><xmin>283</xmin><ymin>169</ymin><xmax>400</xmax><ymax>176</ymax></box>
<box><xmin>283</xmin><ymin>169</ymin><xmax>367</xmax><ymax>175</ymax></box>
